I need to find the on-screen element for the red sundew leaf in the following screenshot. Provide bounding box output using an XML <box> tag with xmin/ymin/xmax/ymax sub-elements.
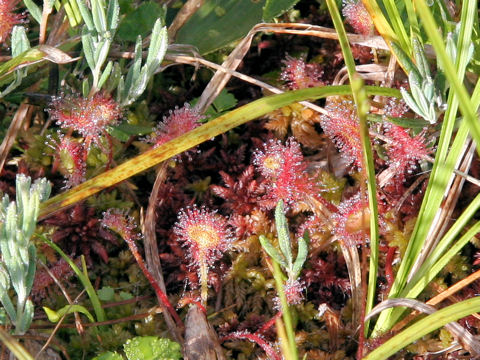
<box><xmin>48</xmin><ymin>92</ymin><xmax>122</xmax><ymax>142</ymax></box>
<box><xmin>321</xmin><ymin>100</ymin><xmax>363</xmax><ymax>168</ymax></box>
<box><xmin>342</xmin><ymin>0</ymin><xmax>374</xmax><ymax>36</ymax></box>
<box><xmin>144</xmin><ymin>104</ymin><xmax>204</xmax><ymax>148</ymax></box>
<box><xmin>384</xmin><ymin>123</ymin><xmax>432</xmax><ymax>179</ymax></box>
<box><xmin>280</xmin><ymin>55</ymin><xmax>324</xmax><ymax>90</ymax></box>
<box><xmin>173</xmin><ymin>205</ymin><xmax>235</xmax><ymax>268</ymax></box>
<box><xmin>0</xmin><ymin>0</ymin><xmax>25</xmax><ymax>43</ymax></box>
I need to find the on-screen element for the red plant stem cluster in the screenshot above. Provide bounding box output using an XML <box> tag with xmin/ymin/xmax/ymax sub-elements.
<box><xmin>221</xmin><ymin>331</ymin><xmax>281</xmax><ymax>360</ymax></box>
<box><xmin>102</xmin><ymin>210</ymin><xmax>183</xmax><ymax>328</ymax></box>
<box><xmin>125</xmin><ymin>236</ymin><xmax>183</xmax><ymax>328</ymax></box>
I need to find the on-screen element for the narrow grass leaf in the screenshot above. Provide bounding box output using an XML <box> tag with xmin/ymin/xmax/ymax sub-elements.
<box><xmin>39</xmin><ymin>85</ymin><xmax>400</xmax><ymax>217</ymax></box>
<box><xmin>365</xmin><ymin>296</ymin><xmax>480</xmax><ymax>359</ymax></box>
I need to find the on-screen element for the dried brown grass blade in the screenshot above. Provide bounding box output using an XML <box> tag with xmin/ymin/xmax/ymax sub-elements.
<box><xmin>408</xmin><ymin>140</ymin><xmax>475</xmax><ymax>280</ymax></box>
<box><xmin>142</xmin><ymin>162</ymin><xmax>183</xmax><ymax>343</ymax></box>
<box><xmin>0</xmin><ymin>103</ymin><xmax>32</xmax><ymax>174</ymax></box>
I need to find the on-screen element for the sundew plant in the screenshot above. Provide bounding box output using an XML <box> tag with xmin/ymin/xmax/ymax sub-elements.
<box><xmin>0</xmin><ymin>0</ymin><xmax>480</xmax><ymax>359</ymax></box>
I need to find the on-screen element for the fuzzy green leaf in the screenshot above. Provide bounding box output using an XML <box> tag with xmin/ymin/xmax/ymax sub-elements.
<box><xmin>292</xmin><ymin>232</ymin><xmax>308</xmax><ymax>278</ymax></box>
<box><xmin>412</xmin><ymin>37</ymin><xmax>430</xmax><ymax>79</ymax></box>
<box><xmin>23</xmin><ymin>0</ymin><xmax>42</xmax><ymax>23</ymax></box>
<box><xmin>91</xmin><ymin>0</ymin><xmax>107</xmax><ymax>33</ymax></box>
<box><xmin>98</xmin><ymin>61</ymin><xmax>113</xmax><ymax>90</ymax></box>
<box><xmin>145</xmin><ymin>21</ymin><xmax>167</xmax><ymax>71</ymax></box>
<box><xmin>259</xmin><ymin>235</ymin><xmax>287</xmax><ymax>269</ymax></box>
<box><xmin>274</xmin><ymin>200</ymin><xmax>292</xmax><ymax>267</ymax></box>
<box><xmin>106</xmin><ymin>0</ymin><xmax>120</xmax><ymax>33</ymax></box>
<box><xmin>81</xmin><ymin>29</ymin><xmax>96</xmax><ymax>71</ymax></box>
<box><xmin>11</xmin><ymin>27</ymin><xmax>30</xmax><ymax>58</ymax></box>
<box><xmin>74</xmin><ymin>0</ymin><xmax>94</xmax><ymax>31</ymax></box>
<box><xmin>18</xmin><ymin>300</ymin><xmax>33</xmax><ymax>334</ymax></box>
<box><xmin>0</xmin><ymin>264</ymin><xmax>15</xmax><ymax>322</ymax></box>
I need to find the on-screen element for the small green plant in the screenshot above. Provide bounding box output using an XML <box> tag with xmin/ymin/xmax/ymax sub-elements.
<box><xmin>92</xmin><ymin>336</ymin><xmax>182</xmax><ymax>360</ymax></box>
<box><xmin>395</xmin><ymin>37</ymin><xmax>447</xmax><ymax>124</ymax></box>
<box><xmin>259</xmin><ymin>200</ymin><xmax>308</xmax><ymax>360</ymax></box>
<box><xmin>0</xmin><ymin>175</ymin><xmax>51</xmax><ymax>335</ymax></box>
<box><xmin>259</xmin><ymin>200</ymin><xmax>308</xmax><ymax>302</ymax></box>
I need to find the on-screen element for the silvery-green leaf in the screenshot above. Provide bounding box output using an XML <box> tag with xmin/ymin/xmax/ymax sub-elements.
<box><xmin>0</xmin><ymin>263</ymin><xmax>10</xmax><ymax>291</ymax></box>
<box><xmin>123</xmin><ymin>36</ymin><xmax>143</xmax><ymax>98</ymax></box>
<box><xmin>32</xmin><ymin>177</ymin><xmax>51</xmax><ymax>202</ymax></box>
<box><xmin>98</xmin><ymin>61</ymin><xmax>113</xmax><ymax>90</ymax></box>
<box><xmin>412</xmin><ymin>37</ymin><xmax>430</xmax><ymax>78</ymax></box>
<box><xmin>410</xmin><ymin>82</ymin><xmax>429</xmax><ymax>117</ymax></box>
<box><xmin>401</xmin><ymin>88</ymin><xmax>423</xmax><ymax>118</ymax></box>
<box><xmin>127</xmin><ymin>69</ymin><xmax>149</xmax><ymax>103</ymax></box>
<box><xmin>93</xmin><ymin>39</ymin><xmax>110</xmax><ymax>70</ymax></box>
<box><xmin>446</xmin><ymin>32</ymin><xmax>457</xmax><ymax>64</ymax></box>
<box><xmin>25</xmin><ymin>244</ymin><xmax>36</xmax><ymax>295</ymax></box>
<box><xmin>106</xmin><ymin>0</ymin><xmax>120</xmax><ymax>33</ymax></box>
<box><xmin>82</xmin><ymin>78</ymin><xmax>91</xmax><ymax>97</ymax></box>
<box><xmin>11</xmin><ymin>27</ymin><xmax>30</xmax><ymax>57</ymax></box>
<box><xmin>105</xmin><ymin>62</ymin><xmax>122</xmax><ymax>93</ymax></box>
<box><xmin>427</xmin><ymin>106</ymin><xmax>437</xmax><ymax>124</ymax></box>
<box><xmin>117</xmin><ymin>76</ymin><xmax>125</xmax><ymax>103</ymax></box>
<box><xmin>82</xmin><ymin>29</ymin><xmax>96</xmax><ymax>71</ymax></box>
<box><xmin>392</xmin><ymin>41</ymin><xmax>421</xmax><ymax>85</ymax></box>
<box><xmin>23</xmin><ymin>0</ymin><xmax>42</xmax><ymax>23</ymax></box>
<box><xmin>274</xmin><ymin>200</ymin><xmax>292</xmax><ymax>267</ymax></box>
<box><xmin>15</xmin><ymin>174</ymin><xmax>30</xmax><ymax>223</ymax></box>
<box><xmin>259</xmin><ymin>235</ymin><xmax>287</xmax><ymax>268</ymax></box>
<box><xmin>91</xmin><ymin>0</ymin><xmax>107</xmax><ymax>33</ymax></box>
<box><xmin>423</xmin><ymin>78</ymin><xmax>434</xmax><ymax>102</ymax></box>
<box><xmin>0</xmin><ymin>293</ymin><xmax>15</xmax><ymax>324</ymax></box>
<box><xmin>18</xmin><ymin>299</ymin><xmax>34</xmax><ymax>335</ymax></box>
<box><xmin>292</xmin><ymin>232</ymin><xmax>308</xmax><ymax>278</ymax></box>
<box><xmin>0</xmin><ymin>263</ymin><xmax>15</xmax><ymax>323</ymax></box>
<box><xmin>146</xmin><ymin>21</ymin><xmax>167</xmax><ymax>70</ymax></box>
<box><xmin>74</xmin><ymin>0</ymin><xmax>94</xmax><ymax>31</ymax></box>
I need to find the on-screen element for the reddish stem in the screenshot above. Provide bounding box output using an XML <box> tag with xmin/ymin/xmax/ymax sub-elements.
<box><xmin>384</xmin><ymin>246</ymin><xmax>396</xmax><ymax>293</ymax></box>
<box><xmin>181</xmin><ymin>297</ymin><xmax>206</xmax><ymax>314</ymax></box>
<box><xmin>105</xmin><ymin>133</ymin><xmax>114</xmax><ymax>170</ymax></box>
<box><xmin>124</xmin><ymin>237</ymin><xmax>184</xmax><ymax>328</ymax></box>
<box><xmin>257</xmin><ymin>311</ymin><xmax>282</xmax><ymax>335</ymax></box>
<box><xmin>221</xmin><ymin>332</ymin><xmax>281</xmax><ymax>360</ymax></box>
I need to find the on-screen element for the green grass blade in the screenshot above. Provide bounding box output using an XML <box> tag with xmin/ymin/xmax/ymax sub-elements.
<box><xmin>39</xmin><ymin>85</ymin><xmax>400</xmax><ymax>217</ymax></box>
<box><xmin>364</xmin><ymin>295</ymin><xmax>480</xmax><ymax>359</ymax></box>
<box><xmin>415</xmin><ymin>0</ymin><xmax>480</xmax><ymax>147</ymax></box>
<box><xmin>381</xmin><ymin>0</ymin><xmax>411</xmax><ymax>53</ymax></box>
<box><xmin>0</xmin><ymin>328</ymin><xmax>33</xmax><ymax>360</ymax></box>
<box><xmin>403</xmin><ymin>220</ymin><xmax>480</xmax><ymax>301</ymax></box>
<box><xmin>372</xmin><ymin>0</ymin><xmax>480</xmax><ymax>335</ymax></box>
<box><xmin>37</xmin><ymin>235</ymin><xmax>106</xmax><ymax>323</ymax></box>
<box><xmin>327</xmin><ymin>0</ymin><xmax>379</xmax><ymax>334</ymax></box>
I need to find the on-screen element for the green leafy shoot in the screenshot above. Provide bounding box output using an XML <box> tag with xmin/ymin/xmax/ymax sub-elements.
<box><xmin>0</xmin><ymin>175</ymin><xmax>50</xmax><ymax>335</ymax></box>
<box><xmin>259</xmin><ymin>200</ymin><xmax>308</xmax><ymax>282</ymax></box>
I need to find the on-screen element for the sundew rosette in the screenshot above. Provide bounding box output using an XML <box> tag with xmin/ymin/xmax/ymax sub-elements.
<box><xmin>174</xmin><ymin>205</ymin><xmax>235</xmax><ymax>305</ymax></box>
